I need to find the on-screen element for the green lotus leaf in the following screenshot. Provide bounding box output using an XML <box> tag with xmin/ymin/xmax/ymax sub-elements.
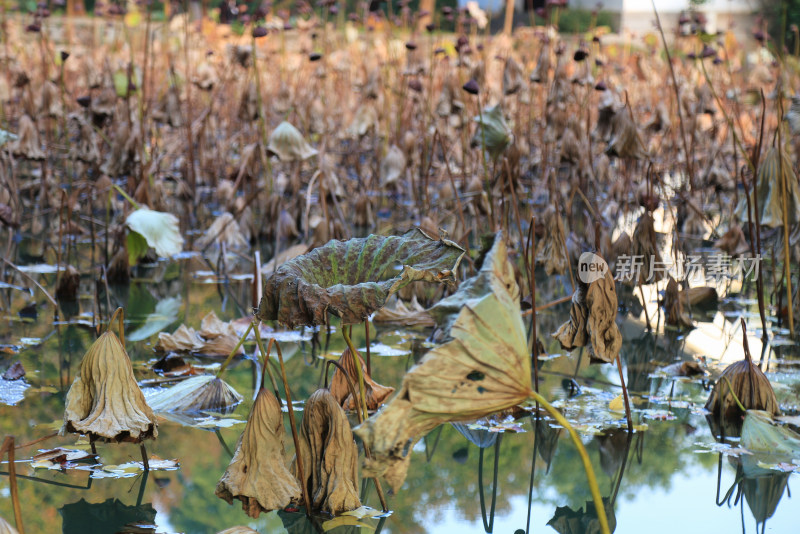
<box><xmin>257</xmin><ymin>229</ymin><xmax>465</xmax><ymax>327</ymax></box>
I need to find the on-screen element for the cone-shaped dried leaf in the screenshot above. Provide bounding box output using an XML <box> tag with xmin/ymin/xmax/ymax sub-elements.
<box><xmin>258</xmin><ymin>229</ymin><xmax>465</xmax><ymax>327</ymax></box>
<box><xmin>295</xmin><ymin>389</ymin><xmax>361</xmax><ymax>515</ymax></box>
<box><xmin>380</xmin><ymin>145</ymin><xmax>406</xmax><ymax>187</ymax></box>
<box><xmin>267</xmin><ymin>121</ymin><xmax>318</xmax><ymax>162</ymax></box>
<box><xmin>148</xmin><ymin>375</ymin><xmax>243</xmax><ymax>413</ymax></box>
<box><xmin>355</xmin><ymin>271</ymin><xmax>530</xmax><ymax>492</ymax></box>
<box><xmin>330</xmin><ymin>348</ymin><xmax>394</xmax><ymax>411</ymax></box>
<box><xmin>740</xmin><ymin>455</ymin><xmax>789</xmax><ymax>525</ymax></box>
<box><xmin>536</xmin><ymin>206</ymin><xmax>568</xmax><ymax>275</ymax></box>
<box><xmin>547</xmin><ymin>498</ymin><xmax>617</xmax><ymax>534</ymax></box>
<box><xmin>503</xmin><ymin>56</ymin><xmax>524</xmax><ymax>95</ymax></box>
<box><xmin>663</xmin><ymin>276</ymin><xmax>693</xmax><ymax>330</ymax></box>
<box><xmin>62</xmin><ymin>331</ymin><xmax>158</xmax><ymax>442</ymax></box>
<box><xmin>553</xmin><ymin>259</ymin><xmax>622</xmax><ymax>364</ymax></box>
<box><xmin>630</xmin><ymin>212</ymin><xmax>663</xmax><ymax>285</ymax></box>
<box><xmin>216</xmin><ymin>389</ymin><xmax>301</xmax><ymax>518</ymax></box>
<box><xmin>741</xmin><ymin>410</ymin><xmax>800</xmax><ymax>456</ymax></box>
<box><xmin>10</xmin><ymin>114</ymin><xmax>45</xmax><ymax>160</ymax></box>
<box><xmin>155</xmin><ymin>312</ymin><xmax>244</xmax><ymax>356</ymax></box>
<box><xmin>705</xmin><ymin>355</ymin><xmax>780</xmax><ymax>420</ymax></box>
<box><xmin>429</xmin><ymin>233</ymin><xmax>518</xmax><ymax>339</ymax></box>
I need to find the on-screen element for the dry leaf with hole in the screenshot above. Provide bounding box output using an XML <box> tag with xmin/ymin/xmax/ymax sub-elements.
<box><xmin>330</xmin><ymin>348</ymin><xmax>394</xmax><ymax>411</ymax></box>
<box><xmin>294</xmin><ymin>389</ymin><xmax>361</xmax><ymax>514</ymax></box>
<box><xmin>216</xmin><ymin>389</ymin><xmax>301</xmax><ymax>517</ymax></box>
<box><xmin>355</xmin><ymin>264</ymin><xmax>530</xmax><ymax>492</ymax></box>
<box><xmin>61</xmin><ymin>331</ymin><xmax>158</xmax><ymax>443</ymax></box>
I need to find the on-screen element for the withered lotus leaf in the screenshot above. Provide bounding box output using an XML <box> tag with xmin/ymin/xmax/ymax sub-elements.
<box><xmin>705</xmin><ymin>355</ymin><xmax>780</xmax><ymax>421</ymax></box>
<box><xmin>663</xmin><ymin>276</ymin><xmax>693</xmax><ymax>330</ymax></box>
<box><xmin>155</xmin><ymin>311</ymin><xmax>244</xmax><ymax>356</ymax></box>
<box><xmin>429</xmin><ymin>232</ymin><xmax>518</xmax><ymax>340</ymax></box>
<box><xmin>61</xmin><ymin>331</ymin><xmax>158</xmax><ymax>443</ymax></box>
<box><xmin>629</xmin><ymin>212</ymin><xmax>663</xmax><ymax>285</ymax></box>
<box><xmin>258</xmin><ymin>229</ymin><xmax>465</xmax><ymax>328</ymax></box>
<box><xmin>148</xmin><ymin>375</ymin><xmax>243</xmax><ymax>413</ymax></box>
<box><xmin>553</xmin><ymin>259</ymin><xmax>622</xmax><ymax>364</ymax></box>
<box><xmin>9</xmin><ymin>114</ymin><xmax>45</xmax><ymax>160</ymax></box>
<box><xmin>355</xmin><ymin>270</ymin><xmax>530</xmax><ymax>492</ymax></box>
<box><xmin>547</xmin><ymin>498</ymin><xmax>617</xmax><ymax>534</ymax></box>
<box><xmin>330</xmin><ymin>348</ymin><xmax>394</xmax><ymax>411</ymax></box>
<box><xmin>216</xmin><ymin>389</ymin><xmax>301</xmax><ymax>517</ymax></box>
<box><xmin>372</xmin><ymin>297</ymin><xmax>434</xmax><ymax>328</ymax></box>
<box><xmin>295</xmin><ymin>389</ymin><xmax>361</xmax><ymax>515</ymax></box>
<box><xmin>535</xmin><ymin>206</ymin><xmax>568</xmax><ymax>275</ymax></box>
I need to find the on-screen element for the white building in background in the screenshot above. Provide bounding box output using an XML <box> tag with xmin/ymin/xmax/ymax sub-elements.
<box><xmin>557</xmin><ymin>0</ymin><xmax>758</xmax><ymax>38</ymax></box>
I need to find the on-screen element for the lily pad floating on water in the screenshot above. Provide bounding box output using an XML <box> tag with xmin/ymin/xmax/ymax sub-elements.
<box><xmin>258</xmin><ymin>229</ymin><xmax>465</xmax><ymax>328</ymax></box>
<box><xmin>147</xmin><ymin>375</ymin><xmax>243</xmax><ymax>414</ymax></box>
<box><xmin>216</xmin><ymin>389</ymin><xmax>302</xmax><ymax>518</ymax></box>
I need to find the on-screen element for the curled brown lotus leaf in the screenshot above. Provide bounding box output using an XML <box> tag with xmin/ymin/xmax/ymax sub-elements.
<box><xmin>216</xmin><ymin>389</ymin><xmax>301</xmax><ymax>517</ymax></box>
<box><xmin>155</xmin><ymin>311</ymin><xmax>244</xmax><ymax>356</ymax></box>
<box><xmin>330</xmin><ymin>348</ymin><xmax>394</xmax><ymax>411</ymax></box>
<box><xmin>61</xmin><ymin>331</ymin><xmax>158</xmax><ymax>443</ymax></box>
<box><xmin>10</xmin><ymin>114</ymin><xmax>45</xmax><ymax>160</ymax></box>
<box><xmin>629</xmin><ymin>212</ymin><xmax>663</xmax><ymax>285</ymax></box>
<box><xmin>356</xmin><ymin>272</ymin><xmax>531</xmax><ymax>492</ymax></box>
<box><xmin>148</xmin><ymin>375</ymin><xmax>243</xmax><ymax>413</ymax></box>
<box><xmin>294</xmin><ymin>389</ymin><xmax>361</xmax><ymax>515</ymax></box>
<box><xmin>195</xmin><ymin>212</ymin><xmax>250</xmax><ymax>252</ymax></box>
<box><xmin>705</xmin><ymin>355</ymin><xmax>780</xmax><ymax>422</ymax></box>
<box><xmin>68</xmin><ymin>113</ymin><xmax>101</xmax><ymax>164</ymax></box>
<box><xmin>258</xmin><ymin>229</ymin><xmax>465</xmax><ymax>328</ymax></box>
<box><xmin>663</xmin><ymin>276</ymin><xmax>693</xmax><ymax>330</ymax></box>
<box><xmin>553</xmin><ymin>263</ymin><xmax>622</xmax><ymax>364</ymax></box>
<box><xmin>680</xmin><ymin>286</ymin><xmax>718</xmax><ymax>308</ymax></box>
<box><xmin>503</xmin><ymin>56</ymin><xmax>524</xmax><ymax>95</ymax></box>
<box><xmin>535</xmin><ymin>206</ymin><xmax>568</xmax><ymax>275</ymax></box>
<box><xmin>56</xmin><ymin>265</ymin><xmax>81</xmax><ymax>302</ymax></box>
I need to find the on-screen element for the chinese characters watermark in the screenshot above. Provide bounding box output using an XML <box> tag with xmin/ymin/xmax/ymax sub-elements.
<box><xmin>613</xmin><ymin>254</ymin><xmax>761</xmax><ymax>284</ymax></box>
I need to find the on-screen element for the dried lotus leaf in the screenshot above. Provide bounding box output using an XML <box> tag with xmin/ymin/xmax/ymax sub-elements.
<box><xmin>62</xmin><ymin>331</ymin><xmax>158</xmax><ymax>443</ymax></box>
<box><xmin>553</xmin><ymin>259</ymin><xmax>621</xmax><ymax>364</ymax></box>
<box><xmin>356</xmin><ymin>270</ymin><xmax>530</xmax><ymax>492</ymax></box>
<box><xmin>663</xmin><ymin>277</ymin><xmax>693</xmax><ymax>330</ymax></box>
<box><xmin>0</xmin><ymin>516</ymin><xmax>19</xmax><ymax>534</ymax></box>
<box><xmin>9</xmin><ymin>114</ymin><xmax>45</xmax><ymax>160</ymax></box>
<box><xmin>267</xmin><ymin>121</ymin><xmax>317</xmax><ymax>162</ymax></box>
<box><xmin>295</xmin><ymin>389</ymin><xmax>361</xmax><ymax>515</ymax></box>
<box><xmin>216</xmin><ymin>389</ymin><xmax>301</xmax><ymax>517</ymax></box>
<box><xmin>535</xmin><ymin>206</ymin><xmax>568</xmax><ymax>275</ymax></box>
<box><xmin>629</xmin><ymin>212</ymin><xmax>663</xmax><ymax>285</ymax></box>
<box><xmin>705</xmin><ymin>355</ymin><xmax>780</xmax><ymax>422</ymax></box>
<box><xmin>258</xmin><ymin>229</ymin><xmax>465</xmax><ymax>328</ymax></box>
<box><xmin>148</xmin><ymin>375</ymin><xmax>243</xmax><ymax>413</ymax></box>
<box><xmin>330</xmin><ymin>348</ymin><xmax>394</xmax><ymax>411</ymax></box>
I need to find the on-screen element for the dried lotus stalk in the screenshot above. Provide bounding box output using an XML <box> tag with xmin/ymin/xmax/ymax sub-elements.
<box><xmin>295</xmin><ymin>389</ymin><xmax>361</xmax><ymax>515</ymax></box>
<box><xmin>216</xmin><ymin>389</ymin><xmax>301</xmax><ymax>517</ymax></box>
<box><xmin>535</xmin><ymin>206</ymin><xmax>568</xmax><ymax>275</ymax></box>
<box><xmin>553</xmin><ymin>263</ymin><xmax>622</xmax><ymax>364</ymax></box>
<box><xmin>62</xmin><ymin>329</ymin><xmax>158</xmax><ymax>443</ymax></box>
<box><xmin>330</xmin><ymin>348</ymin><xmax>394</xmax><ymax>411</ymax></box>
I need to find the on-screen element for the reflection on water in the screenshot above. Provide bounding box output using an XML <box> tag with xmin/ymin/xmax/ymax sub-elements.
<box><xmin>1</xmin><ymin>256</ymin><xmax>799</xmax><ymax>533</ymax></box>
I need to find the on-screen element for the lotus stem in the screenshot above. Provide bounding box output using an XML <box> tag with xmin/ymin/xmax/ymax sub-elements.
<box><xmin>615</xmin><ymin>354</ymin><xmax>633</xmax><ymax>433</ymax></box>
<box><xmin>526</xmin><ymin>217</ymin><xmax>539</xmax><ymax>393</ymax></box>
<box><xmin>342</xmin><ymin>327</ymin><xmax>370</xmax><ymax>421</ymax></box>
<box><xmin>252</xmin><ymin>325</ymin><xmax>282</xmax><ymax>403</ymax></box>
<box><xmin>112</xmin><ymin>183</ymin><xmax>141</xmax><ymax>210</ymax></box>
<box><xmin>108</xmin><ymin>307</ymin><xmax>125</xmax><ymax>345</ymax></box>
<box><xmin>776</xmin><ymin>105</ymin><xmax>794</xmax><ymax>338</ymax></box>
<box><xmin>1</xmin><ymin>437</ymin><xmax>24</xmax><ymax>533</ymax></box>
<box><xmin>216</xmin><ymin>321</ymin><xmax>253</xmax><ymax>378</ymax></box>
<box><xmin>274</xmin><ymin>340</ymin><xmax>313</xmax><ymax>516</ymax></box>
<box><xmin>721</xmin><ymin>376</ymin><xmax>747</xmax><ymax>413</ymax></box>
<box><xmin>527</xmin><ymin>390</ymin><xmax>610</xmax><ymax>534</ymax></box>
<box><xmin>140</xmin><ymin>443</ymin><xmax>150</xmax><ymax>471</ymax></box>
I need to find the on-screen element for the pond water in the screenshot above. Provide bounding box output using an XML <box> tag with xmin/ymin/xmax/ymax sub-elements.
<box><xmin>1</xmin><ymin>246</ymin><xmax>800</xmax><ymax>534</ymax></box>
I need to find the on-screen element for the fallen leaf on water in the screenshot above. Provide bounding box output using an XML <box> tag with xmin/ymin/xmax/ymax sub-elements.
<box><xmin>608</xmin><ymin>395</ymin><xmax>624</xmax><ymax>412</ymax></box>
<box><xmin>31</xmin><ymin>448</ymin><xmax>93</xmax><ymax>469</ymax></box>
